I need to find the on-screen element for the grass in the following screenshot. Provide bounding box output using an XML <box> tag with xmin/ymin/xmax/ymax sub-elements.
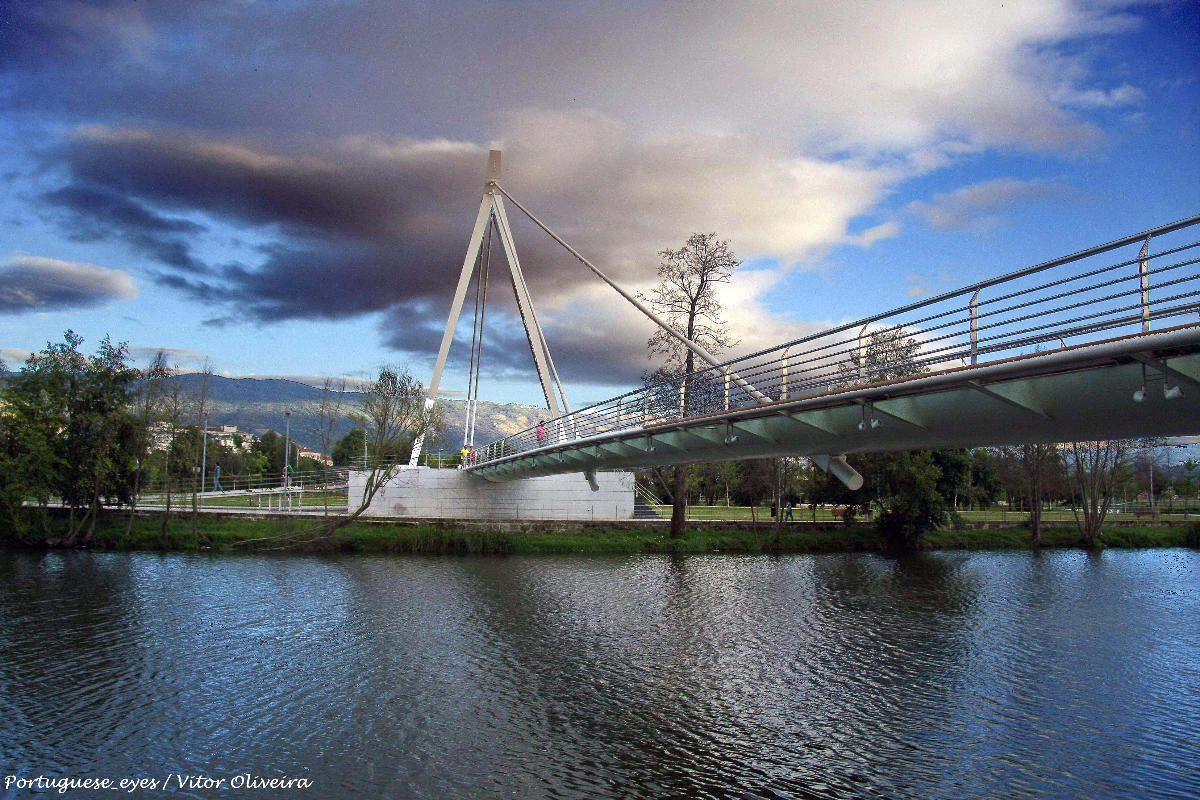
<box><xmin>654</xmin><ymin>503</ymin><xmax>1200</xmax><ymax>524</ymax></box>
<box><xmin>7</xmin><ymin>511</ymin><xmax>1193</xmax><ymax>556</ymax></box>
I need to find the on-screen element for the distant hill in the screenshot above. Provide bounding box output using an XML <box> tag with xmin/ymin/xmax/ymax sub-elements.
<box><xmin>174</xmin><ymin>373</ymin><xmax>549</xmax><ymax>455</ymax></box>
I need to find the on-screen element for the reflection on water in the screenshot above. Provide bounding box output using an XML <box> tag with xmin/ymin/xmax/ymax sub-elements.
<box><xmin>1</xmin><ymin>550</ymin><xmax>1197</xmax><ymax>799</ymax></box>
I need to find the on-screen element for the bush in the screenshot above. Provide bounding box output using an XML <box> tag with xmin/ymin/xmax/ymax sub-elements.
<box><xmin>1186</xmin><ymin>523</ymin><xmax>1200</xmax><ymax>549</ymax></box>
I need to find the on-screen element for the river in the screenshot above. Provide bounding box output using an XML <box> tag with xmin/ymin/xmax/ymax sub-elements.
<box><xmin>1</xmin><ymin>549</ymin><xmax>1197</xmax><ymax>799</ymax></box>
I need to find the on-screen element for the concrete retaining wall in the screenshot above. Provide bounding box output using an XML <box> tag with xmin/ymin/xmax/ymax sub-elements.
<box><xmin>348</xmin><ymin>467</ymin><xmax>635</xmax><ymax>521</ymax></box>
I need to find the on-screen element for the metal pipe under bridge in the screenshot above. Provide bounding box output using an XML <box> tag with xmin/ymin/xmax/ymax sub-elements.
<box><xmin>465</xmin><ymin>215</ymin><xmax>1200</xmax><ymax>487</ymax></box>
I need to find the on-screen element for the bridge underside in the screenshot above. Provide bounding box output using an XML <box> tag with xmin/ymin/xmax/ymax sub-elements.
<box><xmin>469</xmin><ymin>325</ymin><xmax>1200</xmax><ymax>481</ymax></box>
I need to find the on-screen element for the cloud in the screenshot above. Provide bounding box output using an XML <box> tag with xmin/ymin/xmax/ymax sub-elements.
<box><xmin>5</xmin><ymin>0</ymin><xmax>1160</xmax><ymax>389</ymax></box>
<box><xmin>38</xmin><ymin>118</ymin><xmax>904</xmax><ymax>380</ymax></box>
<box><xmin>2</xmin><ymin>347</ymin><xmax>32</xmax><ymax>366</ymax></box>
<box><xmin>1057</xmin><ymin>82</ymin><xmax>1146</xmax><ymax>108</ymax></box>
<box><xmin>906</xmin><ymin>178</ymin><xmax>1075</xmax><ymax>233</ymax></box>
<box><xmin>41</xmin><ymin>184</ymin><xmax>207</xmax><ymax>272</ymax></box>
<box><xmin>128</xmin><ymin>345</ymin><xmax>209</xmax><ymax>369</ymax></box>
<box><xmin>0</xmin><ymin>256</ymin><xmax>137</xmax><ymax>312</ymax></box>
<box><xmin>905</xmin><ymin>274</ymin><xmax>932</xmax><ymax>298</ymax></box>
<box><xmin>5</xmin><ymin>1</ymin><xmax>1142</xmax><ymax>158</ymax></box>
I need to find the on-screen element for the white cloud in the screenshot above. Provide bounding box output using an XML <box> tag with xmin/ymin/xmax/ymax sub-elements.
<box><xmin>906</xmin><ymin>178</ymin><xmax>1074</xmax><ymax>233</ymax></box>
<box><xmin>0</xmin><ymin>256</ymin><xmax>137</xmax><ymax>312</ymax></box>
<box><xmin>2</xmin><ymin>347</ymin><xmax>31</xmax><ymax>366</ymax></box>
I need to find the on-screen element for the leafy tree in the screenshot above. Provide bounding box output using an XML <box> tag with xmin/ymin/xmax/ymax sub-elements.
<box><xmin>839</xmin><ymin>327</ymin><xmax>927</xmax><ymax>387</ymax></box>
<box><xmin>255</xmin><ymin>430</ymin><xmax>284</xmax><ymax>475</ymax></box>
<box><xmin>0</xmin><ymin>331</ymin><xmax>140</xmax><ymax>545</ymax></box>
<box><xmin>642</xmin><ymin>232</ymin><xmax>739</xmax><ymax>538</ymax></box>
<box><xmin>858</xmin><ymin>450</ymin><xmax>949</xmax><ymax>550</ymax></box>
<box><xmin>963</xmin><ymin>448</ymin><xmax>1003</xmax><ymax>510</ymax></box>
<box><xmin>332</xmin><ymin>428</ymin><xmax>365</xmax><ymax>467</ymax></box>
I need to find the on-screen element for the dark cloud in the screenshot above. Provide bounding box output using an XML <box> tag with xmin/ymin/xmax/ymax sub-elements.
<box><xmin>0</xmin><ymin>256</ymin><xmax>136</xmax><ymax>312</ymax></box>
<box><xmin>42</xmin><ymin>184</ymin><xmax>207</xmax><ymax>271</ymax></box>
<box><xmin>37</xmin><ymin>125</ymin><xmax>669</xmax><ymax>327</ymax></box>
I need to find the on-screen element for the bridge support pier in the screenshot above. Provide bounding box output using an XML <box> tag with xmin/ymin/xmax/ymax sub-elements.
<box><xmin>349</xmin><ymin>467</ymin><xmax>635</xmax><ymax>521</ymax></box>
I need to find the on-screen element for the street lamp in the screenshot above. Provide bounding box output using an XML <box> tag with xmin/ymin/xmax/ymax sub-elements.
<box><xmin>284</xmin><ymin>410</ymin><xmax>291</xmax><ymax>478</ymax></box>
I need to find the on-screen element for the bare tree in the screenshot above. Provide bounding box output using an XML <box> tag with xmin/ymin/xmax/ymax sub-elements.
<box><xmin>313</xmin><ymin>376</ymin><xmax>347</xmax><ymax>517</ymax></box>
<box><xmin>1064</xmin><ymin>439</ymin><xmax>1126</xmax><ymax>547</ymax></box>
<box><xmin>124</xmin><ymin>352</ymin><xmax>173</xmax><ymax>540</ymax></box>
<box><xmin>999</xmin><ymin>443</ymin><xmax>1062</xmax><ymax>545</ymax></box>
<box><xmin>643</xmin><ymin>232</ymin><xmax>739</xmax><ymax>538</ymax></box>
<box><xmin>189</xmin><ymin>361</ymin><xmax>213</xmax><ymax>543</ymax></box>
<box><xmin>159</xmin><ymin>369</ymin><xmax>185</xmax><ymax>541</ymax></box>
<box><xmin>321</xmin><ymin>365</ymin><xmax>442</xmax><ymax>537</ymax></box>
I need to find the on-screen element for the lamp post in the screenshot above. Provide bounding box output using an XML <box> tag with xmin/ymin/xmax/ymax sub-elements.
<box><xmin>284</xmin><ymin>410</ymin><xmax>292</xmax><ymax>510</ymax></box>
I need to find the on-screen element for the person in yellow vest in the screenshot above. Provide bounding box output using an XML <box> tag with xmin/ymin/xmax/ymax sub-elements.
<box><xmin>459</xmin><ymin>445</ymin><xmax>469</xmax><ymax>468</ymax></box>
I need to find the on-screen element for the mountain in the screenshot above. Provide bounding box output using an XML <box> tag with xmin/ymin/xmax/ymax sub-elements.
<box><xmin>174</xmin><ymin>373</ymin><xmax>549</xmax><ymax>454</ymax></box>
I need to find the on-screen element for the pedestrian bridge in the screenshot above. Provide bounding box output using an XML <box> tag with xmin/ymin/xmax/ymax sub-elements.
<box><xmin>462</xmin><ymin>214</ymin><xmax>1200</xmax><ymax>487</ymax></box>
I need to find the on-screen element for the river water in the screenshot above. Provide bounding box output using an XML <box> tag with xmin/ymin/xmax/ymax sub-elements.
<box><xmin>1</xmin><ymin>549</ymin><xmax>1197</xmax><ymax>800</ymax></box>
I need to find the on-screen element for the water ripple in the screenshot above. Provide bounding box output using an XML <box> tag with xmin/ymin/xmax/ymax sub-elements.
<box><xmin>1</xmin><ymin>550</ymin><xmax>1198</xmax><ymax>798</ymax></box>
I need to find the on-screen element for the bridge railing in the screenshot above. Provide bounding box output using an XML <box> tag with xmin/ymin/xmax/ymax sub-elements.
<box><xmin>476</xmin><ymin>215</ymin><xmax>1200</xmax><ymax>463</ymax></box>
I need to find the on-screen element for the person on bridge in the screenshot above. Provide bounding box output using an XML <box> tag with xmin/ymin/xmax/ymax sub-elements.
<box><xmin>459</xmin><ymin>445</ymin><xmax>469</xmax><ymax>467</ymax></box>
<box><xmin>536</xmin><ymin>421</ymin><xmax>547</xmax><ymax>445</ymax></box>
<box><xmin>213</xmin><ymin>463</ymin><xmax>224</xmax><ymax>492</ymax></box>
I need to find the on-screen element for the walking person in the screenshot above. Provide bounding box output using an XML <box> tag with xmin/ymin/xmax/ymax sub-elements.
<box><xmin>536</xmin><ymin>421</ymin><xmax>547</xmax><ymax>445</ymax></box>
<box><xmin>785</xmin><ymin>500</ymin><xmax>794</xmax><ymax>522</ymax></box>
<box><xmin>213</xmin><ymin>463</ymin><xmax>224</xmax><ymax>492</ymax></box>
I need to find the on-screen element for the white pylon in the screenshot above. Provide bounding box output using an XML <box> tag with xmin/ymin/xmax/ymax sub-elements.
<box><xmin>409</xmin><ymin>149</ymin><xmax>568</xmax><ymax>467</ymax></box>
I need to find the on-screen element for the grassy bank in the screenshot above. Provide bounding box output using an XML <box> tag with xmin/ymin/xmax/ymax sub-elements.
<box><xmin>6</xmin><ymin>511</ymin><xmax>1195</xmax><ymax>555</ymax></box>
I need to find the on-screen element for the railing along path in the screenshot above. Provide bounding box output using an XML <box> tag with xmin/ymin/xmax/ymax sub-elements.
<box><xmin>473</xmin><ymin>216</ymin><xmax>1200</xmax><ymax>464</ymax></box>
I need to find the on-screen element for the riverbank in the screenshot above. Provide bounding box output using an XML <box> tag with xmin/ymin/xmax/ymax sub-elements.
<box><xmin>5</xmin><ymin>511</ymin><xmax>1197</xmax><ymax>554</ymax></box>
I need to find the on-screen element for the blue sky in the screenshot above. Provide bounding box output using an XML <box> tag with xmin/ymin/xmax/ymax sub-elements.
<box><xmin>1</xmin><ymin>0</ymin><xmax>1197</xmax><ymax>408</ymax></box>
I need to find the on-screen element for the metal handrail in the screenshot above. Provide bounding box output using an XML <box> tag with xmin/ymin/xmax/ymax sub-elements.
<box><xmin>473</xmin><ymin>215</ymin><xmax>1200</xmax><ymax>464</ymax></box>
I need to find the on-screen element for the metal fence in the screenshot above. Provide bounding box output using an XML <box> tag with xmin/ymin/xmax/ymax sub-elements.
<box><xmin>477</xmin><ymin>215</ymin><xmax>1200</xmax><ymax>462</ymax></box>
<box><xmin>140</xmin><ymin>467</ymin><xmax>349</xmax><ymax>498</ymax></box>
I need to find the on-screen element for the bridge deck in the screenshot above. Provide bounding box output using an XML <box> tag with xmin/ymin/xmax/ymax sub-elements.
<box><xmin>469</xmin><ymin>325</ymin><xmax>1200</xmax><ymax>481</ymax></box>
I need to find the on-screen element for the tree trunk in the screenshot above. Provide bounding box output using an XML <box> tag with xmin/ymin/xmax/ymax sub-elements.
<box><xmin>81</xmin><ymin>498</ymin><xmax>99</xmax><ymax>546</ymax></box>
<box><xmin>1029</xmin><ymin>487</ymin><xmax>1043</xmax><ymax>546</ymax></box>
<box><xmin>125</xmin><ymin>467</ymin><xmax>141</xmax><ymax>541</ymax></box>
<box><xmin>670</xmin><ymin>463</ymin><xmax>687</xmax><ymax>539</ymax></box>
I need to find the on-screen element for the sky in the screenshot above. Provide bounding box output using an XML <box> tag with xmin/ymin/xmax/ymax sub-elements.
<box><xmin>1</xmin><ymin>0</ymin><xmax>1198</xmax><ymax>409</ymax></box>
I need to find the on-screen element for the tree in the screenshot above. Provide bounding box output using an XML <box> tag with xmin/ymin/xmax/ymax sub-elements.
<box><xmin>840</xmin><ymin>327</ymin><xmax>927</xmax><ymax>386</ymax></box>
<box><xmin>858</xmin><ymin>450</ymin><xmax>949</xmax><ymax>550</ymax></box>
<box><xmin>0</xmin><ymin>331</ymin><xmax>140</xmax><ymax>546</ymax></box>
<box><xmin>642</xmin><ymin>232</ymin><xmax>739</xmax><ymax>538</ymax></box>
<box><xmin>322</xmin><ymin>365</ymin><xmax>442</xmax><ymax>537</ymax></box>
<box><xmin>1064</xmin><ymin>439</ymin><xmax>1126</xmax><ymax>547</ymax></box>
<box><xmin>332</xmin><ymin>428</ymin><xmax>365</xmax><ymax>467</ymax></box>
<box><xmin>157</xmin><ymin>368</ymin><xmax>187</xmax><ymax>539</ymax></box>
<box><xmin>187</xmin><ymin>361</ymin><xmax>214</xmax><ymax>542</ymax></box>
<box><xmin>313</xmin><ymin>377</ymin><xmax>347</xmax><ymax>515</ymax></box>
<box><xmin>1000</xmin><ymin>443</ymin><xmax>1061</xmax><ymax>544</ymax></box>
<box><xmin>124</xmin><ymin>351</ymin><xmax>173</xmax><ymax>540</ymax></box>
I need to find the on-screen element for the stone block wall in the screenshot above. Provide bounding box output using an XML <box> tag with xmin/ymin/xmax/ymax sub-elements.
<box><xmin>348</xmin><ymin>467</ymin><xmax>635</xmax><ymax>521</ymax></box>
